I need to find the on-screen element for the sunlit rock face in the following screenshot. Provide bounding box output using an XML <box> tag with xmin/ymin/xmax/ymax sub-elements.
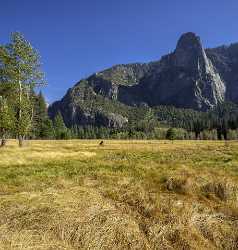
<box><xmin>174</xmin><ymin>32</ymin><xmax>226</xmax><ymax>109</ymax></box>
<box><xmin>123</xmin><ymin>32</ymin><xmax>226</xmax><ymax>110</ymax></box>
<box><xmin>206</xmin><ymin>43</ymin><xmax>238</xmax><ymax>104</ymax></box>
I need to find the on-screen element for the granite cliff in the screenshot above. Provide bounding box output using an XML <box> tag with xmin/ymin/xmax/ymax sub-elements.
<box><xmin>48</xmin><ymin>32</ymin><xmax>238</xmax><ymax>127</ymax></box>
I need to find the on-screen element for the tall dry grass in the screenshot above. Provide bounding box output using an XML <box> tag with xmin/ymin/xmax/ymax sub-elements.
<box><xmin>0</xmin><ymin>140</ymin><xmax>238</xmax><ymax>249</ymax></box>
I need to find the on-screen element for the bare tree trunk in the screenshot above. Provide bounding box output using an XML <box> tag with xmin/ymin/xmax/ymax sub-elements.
<box><xmin>0</xmin><ymin>137</ymin><xmax>7</xmax><ymax>147</ymax></box>
<box><xmin>18</xmin><ymin>71</ymin><xmax>23</xmax><ymax>147</ymax></box>
<box><xmin>18</xmin><ymin>71</ymin><xmax>22</xmax><ymax>116</ymax></box>
<box><xmin>17</xmin><ymin>70</ymin><xmax>33</xmax><ymax>147</ymax></box>
<box><xmin>18</xmin><ymin>135</ymin><xmax>25</xmax><ymax>147</ymax></box>
<box><xmin>0</xmin><ymin>130</ymin><xmax>7</xmax><ymax>147</ymax></box>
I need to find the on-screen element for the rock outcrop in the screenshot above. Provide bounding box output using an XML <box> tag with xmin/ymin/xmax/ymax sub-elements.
<box><xmin>118</xmin><ymin>32</ymin><xmax>226</xmax><ymax>110</ymax></box>
<box><xmin>48</xmin><ymin>32</ymin><xmax>238</xmax><ymax>127</ymax></box>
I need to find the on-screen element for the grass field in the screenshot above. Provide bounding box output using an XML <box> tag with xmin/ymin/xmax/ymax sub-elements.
<box><xmin>0</xmin><ymin>140</ymin><xmax>238</xmax><ymax>249</ymax></box>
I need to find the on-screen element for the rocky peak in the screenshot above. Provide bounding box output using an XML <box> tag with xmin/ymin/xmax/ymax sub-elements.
<box><xmin>176</xmin><ymin>32</ymin><xmax>202</xmax><ymax>51</ymax></box>
<box><xmin>173</xmin><ymin>33</ymin><xmax>226</xmax><ymax>108</ymax></box>
<box><xmin>174</xmin><ymin>32</ymin><xmax>205</xmax><ymax>69</ymax></box>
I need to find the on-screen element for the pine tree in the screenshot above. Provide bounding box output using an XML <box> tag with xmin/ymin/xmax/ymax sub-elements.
<box><xmin>33</xmin><ymin>91</ymin><xmax>50</xmax><ymax>138</ymax></box>
<box><xmin>40</xmin><ymin>118</ymin><xmax>55</xmax><ymax>139</ymax></box>
<box><xmin>53</xmin><ymin>113</ymin><xmax>68</xmax><ymax>139</ymax></box>
<box><xmin>166</xmin><ymin>128</ymin><xmax>176</xmax><ymax>141</ymax></box>
<box><xmin>0</xmin><ymin>96</ymin><xmax>14</xmax><ymax>147</ymax></box>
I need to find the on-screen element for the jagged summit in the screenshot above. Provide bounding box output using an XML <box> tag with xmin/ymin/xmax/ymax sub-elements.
<box><xmin>176</xmin><ymin>32</ymin><xmax>202</xmax><ymax>51</ymax></box>
<box><xmin>173</xmin><ymin>32</ymin><xmax>226</xmax><ymax>108</ymax></box>
<box><xmin>174</xmin><ymin>32</ymin><xmax>205</xmax><ymax>68</ymax></box>
<box><xmin>49</xmin><ymin>32</ymin><xmax>238</xmax><ymax>128</ymax></box>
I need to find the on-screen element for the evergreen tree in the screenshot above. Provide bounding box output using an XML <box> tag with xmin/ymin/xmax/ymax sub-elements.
<box><xmin>0</xmin><ymin>96</ymin><xmax>14</xmax><ymax>146</ymax></box>
<box><xmin>33</xmin><ymin>91</ymin><xmax>52</xmax><ymax>138</ymax></box>
<box><xmin>53</xmin><ymin>113</ymin><xmax>68</xmax><ymax>139</ymax></box>
<box><xmin>192</xmin><ymin>118</ymin><xmax>206</xmax><ymax>139</ymax></box>
<box><xmin>166</xmin><ymin>128</ymin><xmax>176</xmax><ymax>141</ymax></box>
<box><xmin>40</xmin><ymin>118</ymin><xmax>55</xmax><ymax>139</ymax></box>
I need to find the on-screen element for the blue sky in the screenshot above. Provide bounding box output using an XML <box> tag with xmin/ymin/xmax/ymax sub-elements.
<box><xmin>1</xmin><ymin>0</ymin><xmax>238</xmax><ymax>103</ymax></box>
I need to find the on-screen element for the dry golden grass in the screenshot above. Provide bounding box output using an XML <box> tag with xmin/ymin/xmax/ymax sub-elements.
<box><xmin>0</xmin><ymin>140</ymin><xmax>238</xmax><ymax>249</ymax></box>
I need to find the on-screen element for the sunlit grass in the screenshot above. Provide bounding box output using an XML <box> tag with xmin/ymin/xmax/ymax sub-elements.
<box><xmin>0</xmin><ymin>140</ymin><xmax>238</xmax><ymax>249</ymax></box>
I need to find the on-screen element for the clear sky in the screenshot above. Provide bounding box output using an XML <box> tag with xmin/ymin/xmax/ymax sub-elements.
<box><xmin>1</xmin><ymin>0</ymin><xmax>238</xmax><ymax>103</ymax></box>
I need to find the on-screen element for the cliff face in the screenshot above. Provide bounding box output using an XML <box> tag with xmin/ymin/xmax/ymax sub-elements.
<box><xmin>172</xmin><ymin>32</ymin><xmax>226</xmax><ymax>109</ymax></box>
<box><xmin>48</xmin><ymin>32</ymin><xmax>238</xmax><ymax>127</ymax></box>
<box><xmin>118</xmin><ymin>32</ymin><xmax>226</xmax><ymax>110</ymax></box>
<box><xmin>86</xmin><ymin>63</ymin><xmax>151</xmax><ymax>100</ymax></box>
<box><xmin>206</xmin><ymin>43</ymin><xmax>238</xmax><ymax>103</ymax></box>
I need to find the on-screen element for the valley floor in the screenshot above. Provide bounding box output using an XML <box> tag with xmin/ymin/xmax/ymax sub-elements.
<box><xmin>0</xmin><ymin>140</ymin><xmax>238</xmax><ymax>249</ymax></box>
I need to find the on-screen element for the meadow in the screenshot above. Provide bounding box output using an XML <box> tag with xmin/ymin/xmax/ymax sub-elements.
<box><xmin>0</xmin><ymin>140</ymin><xmax>238</xmax><ymax>249</ymax></box>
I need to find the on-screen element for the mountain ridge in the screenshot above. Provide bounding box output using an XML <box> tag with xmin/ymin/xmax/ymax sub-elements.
<box><xmin>48</xmin><ymin>32</ymin><xmax>238</xmax><ymax>128</ymax></box>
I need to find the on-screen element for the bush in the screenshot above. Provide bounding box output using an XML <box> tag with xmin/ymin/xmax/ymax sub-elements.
<box><xmin>201</xmin><ymin>130</ymin><xmax>218</xmax><ymax>140</ymax></box>
<box><xmin>154</xmin><ymin>128</ymin><xmax>168</xmax><ymax>139</ymax></box>
<box><xmin>227</xmin><ymin>130</ymin><xmax>238</xmax><ymax>140</ymax></box>
<box><xmin>166</xmin><ymin>128</ymin><xmax>177</xmax><ymax>140</ymax></box>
